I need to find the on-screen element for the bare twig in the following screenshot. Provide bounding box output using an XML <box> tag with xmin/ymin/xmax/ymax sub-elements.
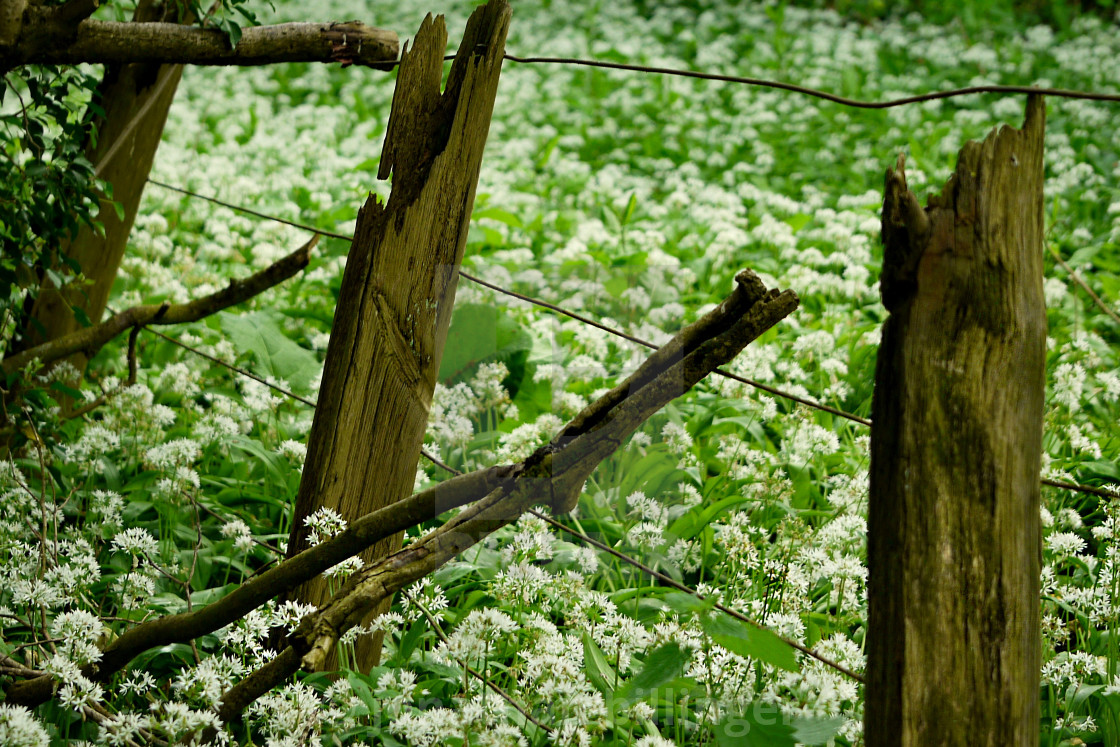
<box><xmin>1048</xmin><ymin>244</ymin><xmax>1120</xmax><ymax>327</ymax></box>
<box><xmin>64</xmin><ymin>326</ymin><xmax>141</xmax><ymax>420</ymax></box>
<box><xmin>2</xmin><ymin>234</ymin><xmax>318</xmax><ymax>375</ymax></box>
<box><xmin>412</xmin><ymin>600</ymin><xmax>550</xmax><ymax>735</ymax></box>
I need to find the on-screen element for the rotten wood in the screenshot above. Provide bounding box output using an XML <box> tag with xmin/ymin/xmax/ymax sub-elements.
<box><xmin>866</xmin><ymin>94</ymin><xmax>1046</xmax><ymax>746</ymax></box>
<box><xmin>282</xmin><ymin>0</ymin><xmax>511</xmax><ymax>672</ymax></box>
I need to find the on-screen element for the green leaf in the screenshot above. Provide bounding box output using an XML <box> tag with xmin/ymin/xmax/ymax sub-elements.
<box><xmin>661</xmin><ymin>591</ymin><xmax>713</xmax><ymax>616</ymax></box>
<box><xmin>702</xmin><ymin>612</ymin><xmax>800</xmax><ymax>673</ymax></box>
<box><xmin>615</xmin><ymin>642</ymin><xmax>689</xmax><ymax>703</ymax></box>
<box><xmin>473</xmin><ymin>207</ymin><xmax>522</xmax><ymax>228</ymax></box>
<box><xmin>582</xmin><ymin>632</ymin><xmax>616</xmax><ymax>695</ymax></box>
<box><xmin>220</xmin><ymin>311</ymin><xmax>320</xmax><ymax>390</ymax></box>
<box><xmin>715</xmin><ymin>706</ymin><xmax>844</xmax><ymax>746</ymax></box>
<box><xmin>437</xmin><ymin>303</ymin><xmax>532</xmax><ymax>384</ymax></box>
<box><xmin>622</xmin><ymin>192</ymin><xmax>638</xmax><ymax>224</ymax></box>
<box><xmin>784</xmin><ymin>213</ymin><xmax>812</xmax><ymax>233</ymax></box>
<box><xmin>225</xmin><ymin>19</ymin><xmax>243</xmax><ymax>48</ymax></box>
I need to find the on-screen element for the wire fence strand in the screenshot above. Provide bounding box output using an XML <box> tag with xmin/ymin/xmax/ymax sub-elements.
<box><xmin>146</xmin><ymin>178</ymin><xmax>870</xmax><ymax>426</ymax></box>
<box><xmin>143</xmin><ymin>178</ymin><xmax>1119</xmax><ymax>501</ymax></box>
<box><xmin>497</xmin><ymin>54</ymin><xmax>1120</xmax><ymax>107</ymax></box>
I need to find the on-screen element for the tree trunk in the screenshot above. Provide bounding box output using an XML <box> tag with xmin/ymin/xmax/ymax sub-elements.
<box><xmin>14</xmin><ymin>0</ymin><xmax>185</xmax><ymax>373</ymax></box>
<box><xmin>866</xmin><ymin>94</ymin><xmax>1046</xmax><ymax>745</ymax></box>
<box><xmin>283</xmin><ymin>0</ymin><xmax>511</xmax><ymax>672</ymax></box>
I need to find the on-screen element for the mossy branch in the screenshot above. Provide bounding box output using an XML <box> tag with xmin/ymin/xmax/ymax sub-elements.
<box><xmin>2</xmin><ymin>13</ymin><xmax>399</xmax><ymax>70</ymax></box>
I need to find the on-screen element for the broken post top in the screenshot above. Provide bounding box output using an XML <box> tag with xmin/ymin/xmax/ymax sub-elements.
<box><xmin>377</xmin><ymin>0</ymin><xmax>511</xmax><ymax>207</ymax></box>
<box><xmin>880</xmin><ymin>94</ymin><xmax>1045</xmax><ymax>316</ymax></box>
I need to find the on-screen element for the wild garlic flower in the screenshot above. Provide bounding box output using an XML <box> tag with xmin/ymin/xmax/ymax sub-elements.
<box><xmin>303</xmin><ymin>507</ymin><xmax>346</xmax><ymax>546</ymax></box>
<box><xmin>0</xmin><ymin>704</ymin><xmax>49</xmax><ymax>747</ymax></box>
<box><xmin>220</xmin><ymin>520</ymin><xmax>254</xmax><ymax>553</ymax></box>
<box><xmin>491</xmin><ymin>561</ymin><xmax>551</xmax><ymax>607</ymax></box>
<box><xmin>111</xmin><ymin>528</ymin><xmax>159</xmax><ymax>557</ymax></box>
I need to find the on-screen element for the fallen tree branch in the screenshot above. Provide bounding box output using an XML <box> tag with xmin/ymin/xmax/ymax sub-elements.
<box><xmin>0</xmin><ymin>453</ymin><xmax>515</xmax><ymax>707</ymax></box>
<box><xmin>2</xmin><ymin>268</ymin><xmax>798</xmax><ymax>717</ymax></box>
<box><xmin>213</xmin><ymin>268</ymin><xmax>798</xmax><ymax>728</ymax></box>
<box><xmin>2</xmin><ymin>15</ymin><xmax>399</xmax><ymax>70</ymax></box>
<box><xmin>2</xmin><ymin>234</ymin><xmax>318</xmax><ymax>375</ymax></box>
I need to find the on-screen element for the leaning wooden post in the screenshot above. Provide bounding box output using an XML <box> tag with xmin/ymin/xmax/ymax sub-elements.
<box><xmin>284</xmin><ymin>0</ymin><xmax>511</xmax><ymax>671</ymax></box>
<box><xmin>866</xmin><ymin>94</ymin><xmax>1046</xmax><ymax>745</ymax></box>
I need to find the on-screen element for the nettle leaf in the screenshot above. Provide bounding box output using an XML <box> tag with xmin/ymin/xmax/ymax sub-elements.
<box><xmin>701</xmin><ymin>611</ymin><xmax>800</xmax><ymax>673</ymax></box>
<box><xmin>220</xmin><ymin>311</ymin><xmax>320</xmax><ymax>391</ymax></box>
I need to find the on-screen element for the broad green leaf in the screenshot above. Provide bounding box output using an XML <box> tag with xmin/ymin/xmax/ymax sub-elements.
<box><xmin>661</xmin><ymin>591</ymin><xmax>713</xmax><ymax>616</ymax></box>
<box><xmin>715</xmin><ymin>706</ymin><xmax>844</xmax><ymax>746</ymax></box>
<box><xmin>702</xmin><ymin>612</ymin><xmax>800</xmax><ymax>673</ymax></box>
<box><xmin>615</xmin><ymin>642</ymin><xmax>689</xmax><ymax>703</ymax></box>
<box><xmin>582</xmin><ymin>632</ymin><xmax>617</xmax><ymax>695</ymax></box>
<box><xmin>220</xmin><ymin>311</ymin><xmax>320</xmax><ymax>390</ymax></box>
<box><xmin>438</xmin><ymin>303</ymin><xmax>532</xmax><ymax>384</ymax></box>
<box><xmin>784</xmin><ymin>213</ymin><xmax>812</xmax><ymax>233</ymax></box>
<box><xmin>473</xmin><ymin>207</ymin><xmax>523</xmax><ymax>228</ymax></box>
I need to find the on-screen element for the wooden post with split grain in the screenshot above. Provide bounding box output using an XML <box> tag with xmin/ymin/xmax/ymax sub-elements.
<box><xmin>283</xmin><ymin>0</ymin><xmax>511</xmax><ymax>671</ymax></box>
<box><xmin>866</xmin><ymin>94</ymin><xmax>1046</xmax><ymax>745</ymax></box>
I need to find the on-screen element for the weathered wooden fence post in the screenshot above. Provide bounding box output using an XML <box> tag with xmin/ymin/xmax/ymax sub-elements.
<box><xmin>284</xmin><ymin>0</ymin><xmax>511</xmax><ymax>671</ymax></box>
<box><xmin>866</xmin><ymin>94</ymin><xmax>1046</xmax><ymax>745</ymax></box>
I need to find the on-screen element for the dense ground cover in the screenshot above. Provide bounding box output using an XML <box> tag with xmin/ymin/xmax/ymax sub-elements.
<box><xmin>2</xmin><ymin>1</ymin><xmax>1119</xmax><ymax>744</ymax></box>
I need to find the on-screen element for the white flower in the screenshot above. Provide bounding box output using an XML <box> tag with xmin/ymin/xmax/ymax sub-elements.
<box><xmin>220</xmin><ymin>520</ymin><xmax>255</xmax><ymax>553</ymax></box>
<box><xmin>111</xmin><ymin>528</ymin><xmax>159</xmax><ymax>557</ymax></box>
<box><xmin>0</xmin><ymin>704</ymin><xmax>49</xmax><ymax>747</ymax></box>
<box><xmin>1046</xmin><ymin>531</ymin><xmax>1087</xmax><ymax>557</ymax></box>
<box><xmin>278</xmin><ymin>439</ymin><xmax>307</xmax><ymax>462</ymax></box>
<box><xmin>1052</xmin><ymin>363</ymin><xmax>1086</xmax><ymax>410</ymax></box>
<box><xmin>50</xmin><ymin>610</ymin><xmax>104</xmax><ymax>667</ymax></box>
<box><xmin>304</xmin><ymin>507</ymin><xmax>346</xmax><ymax>546</ymax></box>
<box><xmin>661</xmin><ymin>421</ymin><xmax>692</xmax><ymax>455</ymax></box>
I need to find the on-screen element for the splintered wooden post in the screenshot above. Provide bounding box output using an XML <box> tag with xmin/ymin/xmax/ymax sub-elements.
<box><xmin>285</xmin><ymin>0</ymin><xmax>511</xmax><ymax>671</ymax></box>
<box><xmin>866</xmin><ymin>94</ymin><xmax>1046</xmax><ymax>745</ymax></box>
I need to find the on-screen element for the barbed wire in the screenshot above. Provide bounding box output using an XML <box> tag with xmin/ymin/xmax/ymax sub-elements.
<box><xmin>143</xmin><ymin>178</ymin><xmax>1117</xmax><ymax>501</ymax></box>
<box><xmin>123</xmin><ymin>319</ymin><xmax>867</xmax><ymax>683</ymax></box>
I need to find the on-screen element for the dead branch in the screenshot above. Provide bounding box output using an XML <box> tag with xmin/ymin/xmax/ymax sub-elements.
<box><xmin>2</xmin><ymin>235</ymin><xmax>318</xmax><ymax>376</ymax></box>
<box><xmin>2</xmin><ymin>267</ymin><xmax>798</xmax><ymax>718</ymax></box>
<box><xmin>2</xmin><ymin>13</ymin><xmax>399</xmax><ymax>70</ymax></box>
<box><xmin>214</xmin><ymin>268</ymin><xmax>798</xmax><ymax>728</ymax></box>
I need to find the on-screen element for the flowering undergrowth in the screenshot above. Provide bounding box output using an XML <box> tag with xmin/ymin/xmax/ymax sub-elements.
<box><xmin>2</xmin><ymin>1</ymin><xmax>1119</xmax><ymax>745</ymax></box>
